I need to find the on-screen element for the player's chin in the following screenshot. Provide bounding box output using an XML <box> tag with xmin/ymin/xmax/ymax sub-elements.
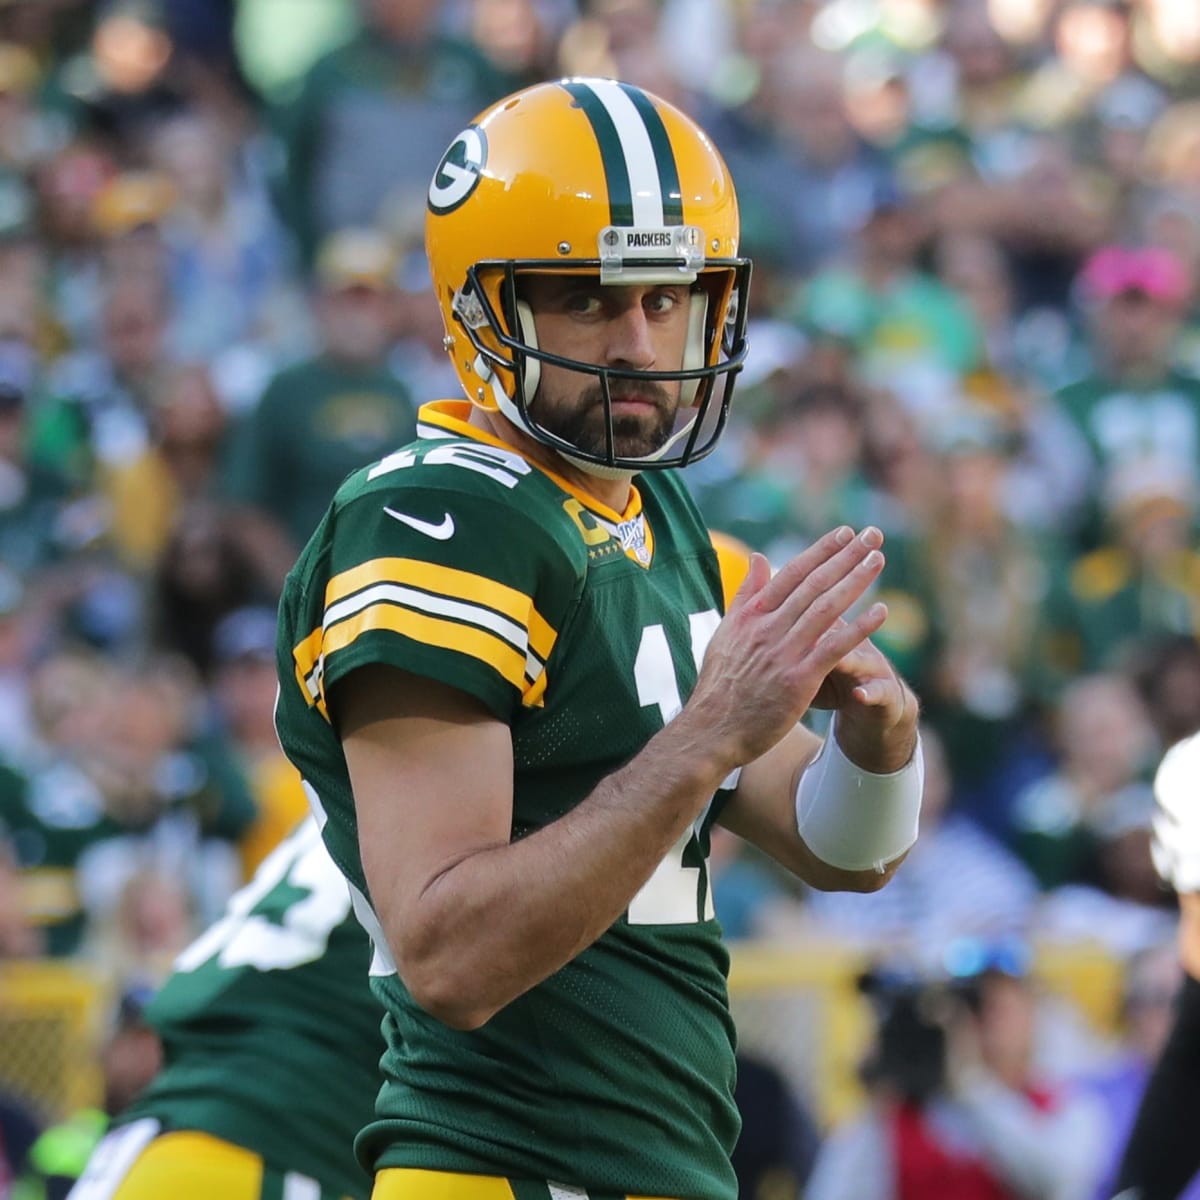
<box><xmin>574</xmin><ymin>417</ymin><xmax>671</xmax><ymax>461</ymax></box>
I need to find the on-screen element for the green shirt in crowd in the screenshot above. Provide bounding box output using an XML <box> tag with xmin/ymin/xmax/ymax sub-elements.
<box><xmin>224</xmin><ymin>354</ymin><xmax>417</xmax><ymax>551</ymax></box>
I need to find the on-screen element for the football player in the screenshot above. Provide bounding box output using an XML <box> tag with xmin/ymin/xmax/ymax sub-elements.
<box><xmin>1112</xmin><ymin>730</ymin><xmax>1200</xmax><ymax>1199</ymax></box>
<box><xmin>276</xmin><ymin>78</ymin><xmax>924</xmax><ymax>1200</ymax></box>
<box><xmin>68</xmin><ymin>818</ymin><xmax>383</xmax><ymax>1200</ymax></box>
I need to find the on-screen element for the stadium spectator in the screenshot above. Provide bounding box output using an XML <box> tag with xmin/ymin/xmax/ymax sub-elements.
<box><xmin>100</xmin><ymin>363</ymin><xmax>227</xmax><ymax>572</ymax></box>
<box><xmin>151</xmin><ymin>500</ymin><xmax>276</xmax><ymax>673</ymax></box>
<box><xmin>223</xmin><ymin>226</ymin><xmax>417</xmax><ymax>557</ymax></box>
<box><xmin>720</xmin><ymin>48</ymin><xmax>894</xmax><ymax>274</ymax></box>
<box><xmin>732</xmin><ymin>1053</ymin><xmax>821</xmax><ymax>1199</ymax></box>
<box><xmin>1055</xmin><ymin>243</ymin><xmax>1200</xmax><ymax>544</ymax></box>
<box><xmin>693</xmin><ymin>379</ymin><xmax>886</xmax><ymax>564</ymax></box>
<box><xmin>206</xmin><ymin>605</ymin><xmax>309</xmax><ymax>878</ymax></box>
<box><xmin>31</xmin><ymin>265</ymin><xmax>174</xmax><ymax>498</ymax></box>
<box><xmin>870</xmin><ymin>406</ymin><xmax>1057</xmax><ymax>827</ymax></box>
<box><xmin>1010</xmin><ymin>673</ymin><xmax>1156</xmax><ymax>891</ymax></box>
<box><xmin>1039</xmin><ymin>457</ymin><xmax>1200</xmax><ymax>679</ymax></box>
<box><xmin>790</xmin><ymin>177</ymin><xmax>984</xmax><ymax>415</ymax></box>
<box><xmin>1130</xmin><ymin>634</ymin><xmax>1200</xmax><ymax>753</ymax></box>
<box><xmin>146</xmin><ymin>110</ymin><xmax>296</xmax><ymax>362</ymax></box>
<box><xmin>808</xmin><ymin>948</ymin><xmax>1106</xmax><ymax>1200</ymax></box>
<box><xmin>0</xmin><ymin>830</ymin><xmax>40</xmax><ymax>957</ymax></box>
<box><xmin>272</xmin><ymin>0</ymin><xmax>508</xmax><ymax>262</ymax></box>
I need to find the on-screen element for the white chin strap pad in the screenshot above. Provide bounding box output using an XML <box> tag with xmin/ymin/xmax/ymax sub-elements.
<box><xmin>516</xmin><ymin>299</ymin><xmax>541</xmax><ymax>401</ymax></box>
<box><xmin>485</xmin><ymin>299</ymin><xmax>541</xmax><ymax>436</ymax></box>
<box><xmin>679</xmin><ymin>290</ymin><xmax>709</xmax><ymax>407</ymax></box>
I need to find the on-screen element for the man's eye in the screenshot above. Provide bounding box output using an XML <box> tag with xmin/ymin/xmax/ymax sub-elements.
<box><xmin>565</xmin><ymin>293</ymin><xmax>603</xmax><ymax>315</ymax></box>
<box><xmin>646</xmin><ymin>290</ymin><xmax>682</xmax><ymax>314</ymax></box>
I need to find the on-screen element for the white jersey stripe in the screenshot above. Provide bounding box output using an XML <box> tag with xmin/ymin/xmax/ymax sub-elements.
<box><xmin>323</xmin><ymin>581</ymin><xmax>537</xmax><ymax>664</ymax></box>
<box><xmin>65</xmin><ymin>1118</ymin><xmax>161</xmax><ymax>1200</ymax></box>
<box><xmin>416</xmin><ymin>422</ymin><xmax>455</xmax><ymax>440</ymax></box>
<box><xmin>581</xmin><ymin>79</ymin><xmax>664</xmax><ymax>227</ymax></box>
<box><xmin>302</xmin><ymin>779</ymin><xmax>397</xmax><ymax>978</ymax></box>
<box><xmin>282</xmin><ymin>1172</ymin><xmax>322</xmax><ymax>1200</ymax></box>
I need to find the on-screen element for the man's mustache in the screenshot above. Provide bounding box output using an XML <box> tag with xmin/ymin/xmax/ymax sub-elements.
<box><xmin>583</xmin><ymin>382</ymin><xmax>673</xmax><ymax>412</ymax></box>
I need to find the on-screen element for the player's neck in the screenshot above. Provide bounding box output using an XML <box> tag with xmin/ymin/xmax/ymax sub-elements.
<box><xmin>469</xmin><ymin>406</ymin><xmax>634</xmax><ymax>514</ymax></box>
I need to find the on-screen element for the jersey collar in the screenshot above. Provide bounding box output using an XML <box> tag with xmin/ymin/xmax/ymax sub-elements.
<box><xmin>418</xmin><ymin>400</ymin><xmax>646</xmax><ymax>526</ymax></box>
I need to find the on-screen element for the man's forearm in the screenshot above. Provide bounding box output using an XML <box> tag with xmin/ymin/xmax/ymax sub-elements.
<box><xmin>398</xmin><ymin>710</ymin><xmax>734</xmax><ymax>1029</ymax></box>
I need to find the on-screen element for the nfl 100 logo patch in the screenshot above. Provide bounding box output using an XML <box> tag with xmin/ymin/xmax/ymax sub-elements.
<box><xmin>613</xmin><ymin>515</ymin><xmax>651</xmax><ymax>566</ymax></box>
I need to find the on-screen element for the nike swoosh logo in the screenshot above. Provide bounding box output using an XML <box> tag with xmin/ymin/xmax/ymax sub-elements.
<box><xmin>383</xmin><ymin>508</ymin><xmax>455</xmax><ymax>540</ymax></box>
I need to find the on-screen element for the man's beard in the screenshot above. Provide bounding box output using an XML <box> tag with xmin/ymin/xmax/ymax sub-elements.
<box><xmin>532</xmin><ymin>380</ymin><xmax>677</xmax><ymax>460</ymax></box>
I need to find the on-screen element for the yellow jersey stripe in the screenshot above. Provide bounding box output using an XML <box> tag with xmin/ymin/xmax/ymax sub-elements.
<box><xmin>293</xmin><ymin>626</ymin><xmax>323</xmax><ymax>691</ymax></box>
<box><xmin>327</xmin><ymin>582</ymin><xmax>532</xmax><ymax>661</ymax></box>
<box><xmin>326</xmin><ymin>557</ymin><xmax>549</xmax><ymax>636</ymax></box>
<box><xmin>323</xmin><ymin>602</ymin><xmax>528</xmax><ymax>693</ymax></box>
<box><xmin>522</xmin><ymin>668</ymin><xmax>549</xmax><ymax>708</ymax></box>
<box><xmin>527</xmin><ymin>607</ymin><xmax>555</xmax><ymax>662</ymax></box>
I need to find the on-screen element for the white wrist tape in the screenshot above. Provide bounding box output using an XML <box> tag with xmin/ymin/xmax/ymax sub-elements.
<box><xmin>795</xmin><ymin>715</ymin><xmax>924</xmax><ymax>873</ymax></box>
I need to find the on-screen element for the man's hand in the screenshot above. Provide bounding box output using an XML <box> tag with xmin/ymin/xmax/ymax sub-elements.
<box><xmin>809</xmin><ymin>627</ymin><xmax>908</xmax><ymax>718</ymax></box>
<box><xmin>811</xmin><ymin>622</ymin><xmax>920</xmax><ymax>774</ymax></box>
<box><xmin>704</xmin><ymin>525</ymin><xmax>922</xmax><ymax>892</ymax></box>
<box><xmin>684</xmin><ymin>524</ymin><xmax>889</xmax><ymax>772</ymax></box>
<box><xmin>794</xmin><ymin>526</ymin><xmax>919</xmax><ymax>775</ymax></box>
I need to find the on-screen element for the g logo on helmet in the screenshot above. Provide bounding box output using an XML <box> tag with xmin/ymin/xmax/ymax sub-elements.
<box><xmin>428</xmin><ymin>128</ymin><xmax>487</xmax><ymax>215</ymax></box>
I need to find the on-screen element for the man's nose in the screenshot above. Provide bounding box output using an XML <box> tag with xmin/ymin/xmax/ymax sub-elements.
<box><xmin>605</xmin><ymin>303</ymin><xmax>656</xmax><ymax>370</ymax></box>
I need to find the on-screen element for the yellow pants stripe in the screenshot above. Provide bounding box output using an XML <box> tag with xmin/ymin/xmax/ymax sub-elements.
<box><xmin>373</xmin><ymin>1170</ymin><xmax>515</xmax><ymax>1199</ymax></box>
<box><xmin>108</xmin><ymin>1131</ymin><xmax>263</xmax><ymax>1200</ymax></box>
<box><xmin>79</xmin><ymin>1128</ymin><xmax>352</xmax><ymax>1200</ymax></box>
<box><xmin>372</xmin><ymin>1169</ymin><xmax>680</xmax><ymax>1200</ymax></box>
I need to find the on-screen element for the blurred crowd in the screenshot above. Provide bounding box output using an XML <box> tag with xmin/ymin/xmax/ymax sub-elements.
<box><xmin>0</xmin><ymin>0</ymin><xmax>1199</xmax><ymax>1195</ymax></box>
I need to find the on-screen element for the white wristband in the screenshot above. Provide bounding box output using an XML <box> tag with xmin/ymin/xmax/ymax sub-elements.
<box><xmin>795</xmin><ymin>715</ymin><xmax>924</xmax><ymax>873</ymax></box>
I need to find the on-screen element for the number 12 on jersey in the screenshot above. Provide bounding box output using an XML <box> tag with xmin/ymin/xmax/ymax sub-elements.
<box><xmin>628</xmin><ymin>610</ymin><xmax>725</xmax><ymax>926</ymax></box>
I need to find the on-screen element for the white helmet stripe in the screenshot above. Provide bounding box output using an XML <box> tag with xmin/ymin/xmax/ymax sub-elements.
<box><xmin>579</xmin><ymin>78</ymin><xmax>665</xmax><ymax>228</ymax></box>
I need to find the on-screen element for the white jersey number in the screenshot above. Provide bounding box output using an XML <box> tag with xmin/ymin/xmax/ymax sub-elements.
<box><xmin>628</xmin><ymin>610</ymin><xmax>722</xmax><ymax>925</ymax></box>
<box><xmin>173</xmin><ymin>819</ymin><xmax>351</xmax><ymax>973</ymax></box>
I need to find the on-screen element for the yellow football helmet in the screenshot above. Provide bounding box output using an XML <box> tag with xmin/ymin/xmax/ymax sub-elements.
<box><xmin>425</xmin><ymin>77</ymin><xmax>751</xmax><ymax>472</ymax></box>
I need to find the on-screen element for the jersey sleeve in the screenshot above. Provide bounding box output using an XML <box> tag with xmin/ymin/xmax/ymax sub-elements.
<box><xmin>290</xmin><ymin>476</ymin><xmax>578</xmax><ymax>724</ymax></box>
<box><xmin>1152</xmin><ymin>731</ymin><xmax>1200</xmax><ymax>893</ymax></box>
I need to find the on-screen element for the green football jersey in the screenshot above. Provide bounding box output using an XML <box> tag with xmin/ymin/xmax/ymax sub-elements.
<box><xmin>275</xmin><ymin>400</ymin><xmax>742</xmax><ymax>1200</ymax></box>
<box><xmin>120</xmin><ymin>818</ymin><xmax>384</xmax><ymax>1200</ymax></box>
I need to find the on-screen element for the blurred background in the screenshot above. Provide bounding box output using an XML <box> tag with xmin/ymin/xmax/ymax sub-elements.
<box><xmin>1</xmin><ymin>0</ymin><xmax>1200</xmax><ymax>1196</ymax></box>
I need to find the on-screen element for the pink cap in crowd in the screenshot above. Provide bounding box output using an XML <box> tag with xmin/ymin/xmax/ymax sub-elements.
<box><xmin>1079</xmin><ymin>245</ymin><xmax>1191</xmax><ymax>305</ymax></box>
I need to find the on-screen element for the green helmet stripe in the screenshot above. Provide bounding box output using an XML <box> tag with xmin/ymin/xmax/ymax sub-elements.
<box><xmin>617</xmin><ymin>82</ymin><xmax>684</xmax><ymax>226</ymax></box>
<box><xmin>561</xmin><ymin>80</ymin><xmax>635</xmax><ymax>228</ymax></box>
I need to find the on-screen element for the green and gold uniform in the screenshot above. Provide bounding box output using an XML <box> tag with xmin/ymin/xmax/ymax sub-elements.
<box><xmin>275</xmin><ymin>400</ymin><xmax>743</xmax><ymax>1200</ymax></box>
<box><xmin>96</xmin><ymin>818</ymin><xmax>384</xmax><ymax>1200</ymax></box>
